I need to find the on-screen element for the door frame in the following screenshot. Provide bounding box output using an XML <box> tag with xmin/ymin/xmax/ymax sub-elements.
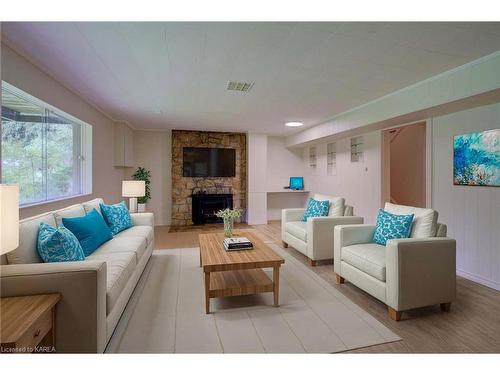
<box><xmin>380</xmin><ymin>120</ymin><xmax>432</xmax><ymax>208</ymax></box>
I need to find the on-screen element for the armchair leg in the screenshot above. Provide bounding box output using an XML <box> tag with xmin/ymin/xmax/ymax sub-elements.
<box><xmin>335</xmin><ymin>274</ymin><xmax>345</xmax><ymax>284</ymax></box>
<box><xmin>440</xmin><ymin>302</ymin><xmax>451</xmax><ymax>312</ymax></box>
<box><xmin>309</xmin><ymin>259</ymin><xmax>317</xmax><ymax>267</ymax></box>
<box><xmin>388</xmin><ymin>307</ymin><xmax>402</xmax><ymax>321</ymax></box>
<box><xmin>282</xmin><ymin>241</ymin><xmax>288</xmax><ymax>248</ymax></box>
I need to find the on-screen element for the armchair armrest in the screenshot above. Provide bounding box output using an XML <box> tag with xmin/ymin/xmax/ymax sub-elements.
<box><xmin>281</xmin><ymin>208</ymin><xmax>306</xmax><ymax>241</ymax></box>
<box><xmin>386</xmin><ymin>237</ymin><xmax>456</xmax><ymax>311</ymax></box>
<box><xmin>308</xmin><ymin>216</ymin><xmax>364</xmax><ymax>261</ymax></box>
<box><xmin>130</xmin><ymin>212</ymin><xmax>154</xmax><ymax>227</ymax></box>
<box><xmin>281</xmin><ymin>208</ymin><xmax>305</xmax><ymax>222</ymax></box>
<box><xmin>0</xmin><ymin>261</ymin><xmax>107</xmax><ymax>353</ymax></box>
<box><xmin>334</xmin><ymin>224</ymin><xmax>376</xmax><ymax>247</ymax></box>
<box><xmin>334</xmin><ymin>224</ymin><xmax>375</xmax><ymax>273</ymax></box>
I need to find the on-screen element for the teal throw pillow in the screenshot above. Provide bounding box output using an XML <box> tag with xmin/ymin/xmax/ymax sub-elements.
<box><xmin>99</xmin><ymin>201</ymin><xmax>133</xmax><ymax>235</ymax></box>
<box><xmin>37</xmin><ymin>223</ymin><xmax>85</xmax><ymax>263</ymax></box>
<box><xmin>62</xmin><ymin>209</ymin><xmax>113</xmax><ymax>256</ymax></box>
<box><xmin>302</xmin><ymin>198</ymin><xmax>330</xmax><ymax>222</ymax></box>
<box><xmin>373</xmin><ymin>209</ymin><xmax>414</xmax><ymax>246</ymax></box>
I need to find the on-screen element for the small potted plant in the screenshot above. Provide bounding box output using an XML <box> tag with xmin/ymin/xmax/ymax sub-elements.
<box><xmin>215</xmin><ymin>208</ymin><xmax>241</xmax><ymax>237</ymax></box>
<box><xmin>132</xmin><ymin>167</ymin><xmax>151</xmax><ymax>212</ymax></box>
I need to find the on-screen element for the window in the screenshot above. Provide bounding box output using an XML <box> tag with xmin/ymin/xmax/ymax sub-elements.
<box><xmin>1</xmin><ymin>82</ymin><xmax>92</xmax><ymax>206</ymax></box>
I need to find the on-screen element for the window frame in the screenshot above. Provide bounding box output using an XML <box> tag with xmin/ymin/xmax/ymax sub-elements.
<box><xmin>1</xmin><ymin>81</ymin><xmax>93</xmax><ymax>208</ymax></box>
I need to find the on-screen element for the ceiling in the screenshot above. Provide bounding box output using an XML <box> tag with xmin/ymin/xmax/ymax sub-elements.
<box><xmin>2</xmin><ymin>22</ymin><xmax>500</xmax><ymax>135</ymax></box>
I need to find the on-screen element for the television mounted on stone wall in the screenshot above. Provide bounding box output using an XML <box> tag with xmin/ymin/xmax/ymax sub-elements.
<box><xmin>182</xmin><ymin>147</ymin><xmax>236</xmax><ymax>177</ymax></box>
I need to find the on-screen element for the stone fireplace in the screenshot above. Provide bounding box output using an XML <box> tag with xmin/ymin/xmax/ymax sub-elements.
<box><xmin>171</xmin><ymin>130</ymin><xmax>246</xmax><ymax>226</ymax></box>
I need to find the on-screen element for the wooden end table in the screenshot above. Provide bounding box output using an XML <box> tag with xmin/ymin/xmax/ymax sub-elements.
<box><xmin>1</xmin><ymin>293</ymin><xmax>61</xmax><ymax>353</ymax></box>
<box><xmin>199</xmin><ymin>231</ymin><xmax>284</xmax><ymax>314</ymax></box>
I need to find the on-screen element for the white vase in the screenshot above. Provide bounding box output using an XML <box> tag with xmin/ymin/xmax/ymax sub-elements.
<box><xmin>138</xmin><ymin>203</ymin><xmax>146</xmax><ymax>213</ymax></box>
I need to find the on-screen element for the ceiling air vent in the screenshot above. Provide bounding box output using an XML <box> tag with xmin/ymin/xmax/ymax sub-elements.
<box><xmin>226</xmin><ymin>81</ymin><xmax>254</xmax><ymax>92</ymax></box>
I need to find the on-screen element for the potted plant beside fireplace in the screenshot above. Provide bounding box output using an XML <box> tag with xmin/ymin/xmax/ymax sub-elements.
<box><xmin>132</xmin><ymin>167</ymin><xmax>151</xmax><ymax>212</ymax></box>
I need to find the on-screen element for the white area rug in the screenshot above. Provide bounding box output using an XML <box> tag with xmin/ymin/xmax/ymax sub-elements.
<box><xmin>106</xmin><ymin>244</ymin><xmax>400</xmax><ymax>353</ymax></box>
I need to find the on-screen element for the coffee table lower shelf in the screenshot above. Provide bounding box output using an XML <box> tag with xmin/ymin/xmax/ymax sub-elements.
<box><xmin>204</xmin><ymin>268</ymin><xmax>280</xmax><ymax>313</ymax></box>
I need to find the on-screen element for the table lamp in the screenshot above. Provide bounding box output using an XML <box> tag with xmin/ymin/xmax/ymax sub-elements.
<box><xmin>122</xmin><ymin>180</ymin><xmax>145</xmax><ymax>213</ymax></box>
<box><xmin>0</xmin><ymin>184</ymin><xmax>19</xmax><ymax>256</ymax></box>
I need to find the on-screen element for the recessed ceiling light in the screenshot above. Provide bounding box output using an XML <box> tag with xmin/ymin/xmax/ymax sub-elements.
<box><xmin>285</xmin><ymin>122</ymin><xmax>304</xmax><ymax>127</ymax></box>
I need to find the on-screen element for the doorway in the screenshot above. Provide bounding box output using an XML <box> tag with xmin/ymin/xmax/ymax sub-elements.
<box><xmin>382</xmin><ymin>122</ymin><xmax>427</xmax><ymax>207</ymax></box>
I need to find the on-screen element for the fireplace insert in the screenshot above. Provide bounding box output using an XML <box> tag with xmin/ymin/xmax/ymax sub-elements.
<box><xmin>191</xmin><ymin>193</ymin><xmax>233</xmax><ymax>224</ymax></box>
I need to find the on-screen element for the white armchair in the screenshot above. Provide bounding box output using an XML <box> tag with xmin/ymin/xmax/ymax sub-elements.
<box><xmin>334</xmin><ymin>203</ymin><xmax>456</xmax><ymax>321</ymax></box>
<box><xmin>281</xmin><ymin>194</ymin><xmax>364</xmax><ymax>266</ymax></box>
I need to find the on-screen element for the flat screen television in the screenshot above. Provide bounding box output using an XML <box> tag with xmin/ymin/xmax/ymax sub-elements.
<box><xmin>183</xmin><ymin>147</ymin><xmax>236</xmax><ymax>177</ymax></box>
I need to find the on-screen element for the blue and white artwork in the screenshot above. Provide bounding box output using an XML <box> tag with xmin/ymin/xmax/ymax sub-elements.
<box><xmin>453</xmin><ymin>129</ymin><xmax>500</xmax><ymax>186</ymax></box>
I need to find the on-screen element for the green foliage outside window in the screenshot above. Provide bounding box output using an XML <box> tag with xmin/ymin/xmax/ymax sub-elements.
<box><xmin>1</xmin><ymin>120</ymin><xmax>76</xmax><ymax>205</ymax></box>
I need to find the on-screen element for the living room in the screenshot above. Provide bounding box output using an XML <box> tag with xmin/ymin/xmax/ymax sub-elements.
<box><xmin>1</xmin><ymin>0</ymin><xmax>500</xmax><ymax>373</ymax></box>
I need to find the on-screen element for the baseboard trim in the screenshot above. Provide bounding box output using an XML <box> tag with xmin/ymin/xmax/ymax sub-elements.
<box><xmin>457</xmin><ymin>269</ymin><xmax>500</xmax><ymax>291</ymax></box>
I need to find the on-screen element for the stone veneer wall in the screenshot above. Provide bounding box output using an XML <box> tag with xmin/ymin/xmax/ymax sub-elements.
<box><xmin>171</xmin><ymin>130</ymin><xmax>247</xmax><ymax>226</ymax></box>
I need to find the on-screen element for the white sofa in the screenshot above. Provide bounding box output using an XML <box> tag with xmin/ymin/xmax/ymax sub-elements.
<box><xmin>281</xmin><ymin>194</ymin><xmax>364</xmax><ymax>265</ymax></box>
<box><xmin>334</xmin><ymin>203</ymin><xmax>456</xmax><ymax>321</ymax></box>
<box><xmin>0</xmin><ymin>198</ymin><xmax>154</xmax><ymax>352</ymax></box>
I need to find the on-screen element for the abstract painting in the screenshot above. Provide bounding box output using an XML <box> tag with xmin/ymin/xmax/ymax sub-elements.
<box><xmin>453</xmin><ymin>129</ymin><xmax>500</xmax><ymax>186</ymax></box>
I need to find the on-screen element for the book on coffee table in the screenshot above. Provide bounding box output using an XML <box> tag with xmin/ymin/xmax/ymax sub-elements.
<box><xmin>223</xmin><ymin>237</ymin><xmax>253</xmax><ymax>251</ymax></box>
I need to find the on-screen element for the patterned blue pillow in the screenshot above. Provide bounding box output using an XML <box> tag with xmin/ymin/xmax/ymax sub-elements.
<box><xmin>99</xmin><ymin>201</ymin><xmax>133</xmax><ymax>235</ymax></box>
<box><xmin>302</xmin><ymin>198</ymin><xmax>330</xmax><ymax>222</ymax></box>
<box><xmin>373</xmin><ymin>209</ymin><xmax>414</xmax><ymax>246</ymax></box>
<box><xmin>37</xmin><ymin>223</ymin><xmax>85</xmax><ymax>263</ymax></box>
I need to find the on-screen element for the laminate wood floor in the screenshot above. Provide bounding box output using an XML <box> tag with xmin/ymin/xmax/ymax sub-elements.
<box><xmin>154</xmin><ymin>221</ymin><xmax>500</xmax><ymax>353</ymax></box>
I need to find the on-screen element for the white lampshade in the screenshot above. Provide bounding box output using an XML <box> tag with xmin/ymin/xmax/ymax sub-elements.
<box><xmin>0</xmin><ymin>184</ymin><xmax>19</xmax><ymax>255</ymax></box>
<box><xmin>122</xmin><ymin>180</ymin><xmax>145</xmax><ymax>198</ymax></box>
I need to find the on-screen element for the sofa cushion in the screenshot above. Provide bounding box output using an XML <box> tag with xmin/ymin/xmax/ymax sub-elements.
<box><xmin>7</xmin><ymin>212</ymin><xmax>57</xmax><ymax>264</ymax></box>
<box><xmin>54</xmin><ymin>204</ymin><xmax>86</xmax><ymax>227</ymax></box>
<box><xmin>90</xmin><ymin>236</ymin><xmax>148</xmax><ymax>262</ymax></box>
<box><xmin>341</xmin><ymin>243</ymin><xmax>386</xmax><ymax>282</ymax></box>
<box><xmin>100</xmin><ymin>201</ymin><xmax>133</xmax><ymax>235</ymax></box>
<box><xmin>62</xmin><ymin>209</ymin><xmax>113</xmax><ymax>257</ymax></box>
<box><xmin>86</xmin><ymin>251</ymin><xmax>136</xmax><ymax>314</ymax></box>
<box><xmin>313</xmin><ymin>194</ymin><xmax>345</xmax><ymax>217</ymax></box>
<box><xmin>114</xmin><ymin>225</ymin><xmax>154</xmax><ymax>247</ymax></box>
<box><xmin>384</xmin><ymin>202</ymin><xmax>438</xmax><ymax>238</ymax></box>
<box><xmin>83</xmin><ymin>198</ymin><xmax>104</xmax><ymax>215</ymax></box>
<box><xmin>285</xmin><ymin>221</ymin><xmax>307</xmax><ymax>242</ymax></box>
<box><xmin>37</xmin><ymin>223</ymin><xmax>85</xmax><ymax>263</ymax></box>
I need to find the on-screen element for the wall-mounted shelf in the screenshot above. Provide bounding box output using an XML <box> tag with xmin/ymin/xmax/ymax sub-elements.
<box><xmin>327</xmin><ymin>142</ymin><xmax>336</xmax><ymax>176</ymax></box>
<box><xmin>351</xmin><ymin>136</ymin><xmax>364</xmax><ymax>162</ymax></box>
<box><xmin>309</xmin><ymin>146</ymin><xmax>317</xmax><ymax>168</ymax></box>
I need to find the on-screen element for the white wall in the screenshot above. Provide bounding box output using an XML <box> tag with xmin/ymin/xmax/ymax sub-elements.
<box><xmin>304</xmin><ymin>131</ymin><xmax>382</xmax><ymax>224</ymax></box>
<box><xmin>128</xmin><ymin>130</ymin><xmax>172</xmax><ymax>226</ymax></box>
<box><xmin>432</xmin><ymin>102</ymin><xmax>500</xmax><ymax>291</ymax></box>
<box><xmin>247</xmin><ymin>133</ymin><xmax>268</xmax><ymax>224</ymax></box>
<box><xmin>1</xmin><ymin>43</ymin><xmax>125</xmax><ymax>219</ymax></box>
<box><xmin>266</xmin><ymin>136</ymin><xmax>307</xmax><ymax>220</ymax></box>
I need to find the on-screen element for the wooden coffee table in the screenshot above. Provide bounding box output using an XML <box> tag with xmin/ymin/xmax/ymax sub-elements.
<box><xmin>199</xmin><ymin>231</ymin><xmax>285</xmax><ymax>314</ymax></box>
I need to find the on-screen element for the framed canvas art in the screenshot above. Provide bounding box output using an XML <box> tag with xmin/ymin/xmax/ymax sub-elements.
<box><xmin>453</xmin><ymin>129</ymin><xmax>500</xmax><ymax>186</ymax></box>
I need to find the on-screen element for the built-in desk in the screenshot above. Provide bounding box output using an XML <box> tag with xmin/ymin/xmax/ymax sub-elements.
<box><xmin>266</xmin><ymin>190</ymin><xmax>310</xmax><ymax>221</ymax></box>
<box><xmin>267</xmin><ymin>190</ymin><xmax>310</xmax><ymax>194</ymax></box>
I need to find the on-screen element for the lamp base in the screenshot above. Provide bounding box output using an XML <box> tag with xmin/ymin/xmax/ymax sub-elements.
<box><xmin>128</xmin><ymin>197</ymin><xmax>138</xmax><ymax>213</ymax></box>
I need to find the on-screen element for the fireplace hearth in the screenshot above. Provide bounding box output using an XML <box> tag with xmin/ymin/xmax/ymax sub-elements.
<box><xmin>191</xmin><ymin>193</ymin><xmax>233</xmax><ymax>225</ymax></box>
